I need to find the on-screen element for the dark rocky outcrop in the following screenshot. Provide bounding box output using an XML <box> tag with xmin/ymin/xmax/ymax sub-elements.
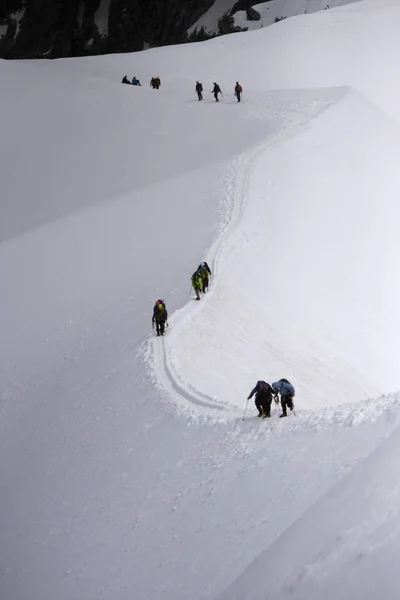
<box><xmin>216</xmin><ymin>13</ymin><xmax>247</xmax><ymax>36</ymax></box>
<box><xmin>0</xmin><ymin>0</ymin><xmax>215</xmax><ymax>58</ymax></box>
<box><xmin>230</xmin><ymin>0</ymin><xmax>272</xmax><ymax>14</ymax></box>
<box><xmin>246</xmin><ymin>7</ymin><xmax>261</xmax><ymax>21</ymax></box>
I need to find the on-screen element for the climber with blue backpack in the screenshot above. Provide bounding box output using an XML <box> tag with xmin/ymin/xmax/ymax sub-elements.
<box><xmin>272</xmin><ymin>378</ymin><xmax>295</xmax><ymax>417</ymax></box>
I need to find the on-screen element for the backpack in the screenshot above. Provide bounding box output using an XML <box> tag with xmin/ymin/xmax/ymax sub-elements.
<box><xmin>279</xmin><ymin>379</ymin><xmax>295</xmax><ymax>397</ymax></box>
<box><xmin>155</xmin><ymin>299</ymin><xmax>165</xmax><ymax>313</ymax></box>
<box><xmin>258</xmin><ymin>381</ymin><xmax>271</xmax><ymax>392</ymax></box>
<box><xmin>192</xmin><ymin>271</ymin><xmax>202</xmax><ymax>287</ymax></box>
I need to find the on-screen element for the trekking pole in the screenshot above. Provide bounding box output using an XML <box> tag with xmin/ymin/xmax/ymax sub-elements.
<box><xmin>242</xmin><ymin>398</ymin><xmax>250</xmax><ymax>421</ymax></box>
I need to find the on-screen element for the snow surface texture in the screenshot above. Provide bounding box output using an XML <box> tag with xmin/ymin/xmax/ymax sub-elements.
<box><xmin>2</xmin><ymin>1</ymin><xmax>400</xmax><ymax>599</ymax></box>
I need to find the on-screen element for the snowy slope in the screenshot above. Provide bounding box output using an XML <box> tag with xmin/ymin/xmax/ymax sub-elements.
<box><xmin>218</xmin><ymin>411</ymin><xmax>400</xmax><ymax>600</ymax></box>
<box><xmin>2</xmin><ymin>1</ymin><xmax>400</xmax><ymax>600</ymax></box>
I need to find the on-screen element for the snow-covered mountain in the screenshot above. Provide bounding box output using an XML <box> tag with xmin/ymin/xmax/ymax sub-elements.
<box><xmin>0</xmin><ymin>0</ymin><xmax>361</xmax><ymax>58</ymax></box>
<box><xmin>0</xmin><ymin>0</ymin><xmax>215</xmax><ymax>58</ymax></box>
<box><xmin>188</xmin><ymin>0</ymin><xmax>360</xmax><ymax>36</ymax></box>
<box><xmin>2</xmin><ymin>1</ymin><xmax>400</xmax><ymax>599</ymax></box>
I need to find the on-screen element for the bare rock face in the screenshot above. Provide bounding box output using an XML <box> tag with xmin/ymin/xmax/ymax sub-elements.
<box><xmin>246</xmin><ymin>7</ymin><xmax>261</xmax><ymax>21</ymax></box>
<box><xmin>0</xmin><ymin>0</ymin><xmax>215</xmax><ymax>58</ymax></box>
<box><xmin>231</xmin><ymin>0</ymin><xmax>272</xmax><ymax>15</ymax></box>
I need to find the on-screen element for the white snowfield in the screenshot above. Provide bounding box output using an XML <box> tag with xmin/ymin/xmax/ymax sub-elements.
<box><xmin>2</xmin><ymin>1</ymin><xmax>400</xmax><ymax>599</ymax></box>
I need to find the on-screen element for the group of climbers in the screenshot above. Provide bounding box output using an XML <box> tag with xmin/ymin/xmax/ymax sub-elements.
<box><xmin>150</xmin><ymin>77</ymin><xmax>161</xmax><ymax>89</ymax></box>
<box><xmin>122</xmin><ymin>75</ymin><xmax>142</xmax><ymax>86</ymax></box>
<box><xmin>144</xmin><ymin>73</ymin><xmax>293</xmax><ymax>417</ymax></box>
<box><xmin>151</xmin><ymin>272</ymin><xmax>296</xmax><ymax>419</ymax></box>
<box><xmin>122</xmin><ymin>75</ymin><xmax>161</xmax><ymax>88</ymax></box>
<box><xmin>195</xmin><ymin>81</ymin><xmax>242</xmax><ymax>102</ymax></box>
<box><xmin>122</xmin><ymin>75</ymin><xmax>241</xmax><ymax>102</ymax></box>
<box><xmin>247</xmin><ymin>379</ymin><xmax>295</xmax><ymax>419</ymax></box>
<box><xmin>151</xmin><ymin>261</ymin><xmax>210</xmax><ymax>334</ymax></box>
<box><xmin>191</xmin><ymin>261</ymin><xmax>212</xmax><ymax>300</ymax></box>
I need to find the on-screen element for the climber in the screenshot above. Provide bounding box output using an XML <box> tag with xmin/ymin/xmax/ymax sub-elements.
<box><xmin>195</xmin><ymin>81</ymin><xmax>203</xmax><ymax>101</ymax></box>
<box><xmin>122</xmin><ymin>75</ymin><xmax>130</xmax><ymax>84</ymax></box>
<box><xmin>152</xmin><ymin>299</ymin><xmax>168</xmax><ymax>336</ymax></box>
<box><xmin>247</xmin><ymin>381</ymin><xmax>274</xmax><ymax>418</ymax></box>
<box><xmin>272</xmin><ymin>378</ymin><xmax>296</xmax><ymax>417</ymax></box>
<box><xmin>191</xmin><ymin>270</ymin><xmax>203</xmax><ymax>301</ymax></box>
<box><xmin>150</xmin><ymin>77</ymin><xmax>161</xmax><ymax>89</ymax></box>
<box><xmin>197</xmin><ymin>261</ymin><xmax>211</xmax><ymax>292</ymax></box>
<box><xmin>212</xmin><ymin>82</ymin><xmax>222</xmax><ymax>102</ymax></box>
<box><xmin>234</xmin><ymin>81</ymin><xmax>243</xmax><ymax>102</ymax></box>
<box><xmin>132</xmin><ymin>76</ymin><xmax>142</xmax><ymax>86</ymax></box>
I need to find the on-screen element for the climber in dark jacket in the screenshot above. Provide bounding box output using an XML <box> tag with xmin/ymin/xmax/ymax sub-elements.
<box><xmin>152</xmin><ymin>299</ymin><xmax>168</xmax><ymax>336</ymax></box>
<box><xmin>195</xmin><ymin>81</ymin><xmax>203</xmax><ymax>101</ymax></box>
<box><xmin>248</xmin><ymin>381</ymin><xmax>274</xmax><ymax>418</ymax></box>
<box><xmin>150</xmin><ymin>77</ymin><xmax>161</xmax><ymax>89</ymax></box>
<box><xmin>212</xmin><ymin>82</ymin><xmax>222</xmax><ymax>102</ymax></box>
<box><xmin>234</xmin><ymin>81</ymin><xmax>243</xmax><ymax>102</ymax></box>
<box><xmin>122</xmin><ymin>76</ymin><xmax>130</xmax><ymax>84</ymax></box>
<box><xmin>197</xmin><ymin>261</ymin><xmax>211</xmax><ymax>292</ymax></box>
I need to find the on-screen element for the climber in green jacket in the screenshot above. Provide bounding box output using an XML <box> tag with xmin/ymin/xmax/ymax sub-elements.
<box><xmin>191</xmin><ymin>270</ymin><xmax>203</xmax><ymax>300</ymax></box>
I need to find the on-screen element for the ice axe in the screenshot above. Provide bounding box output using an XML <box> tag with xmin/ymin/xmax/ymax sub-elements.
<box><xmin>242</xmin><ymin>398</ymin><xmax>250</xmax><ymax>421</ymax></box>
